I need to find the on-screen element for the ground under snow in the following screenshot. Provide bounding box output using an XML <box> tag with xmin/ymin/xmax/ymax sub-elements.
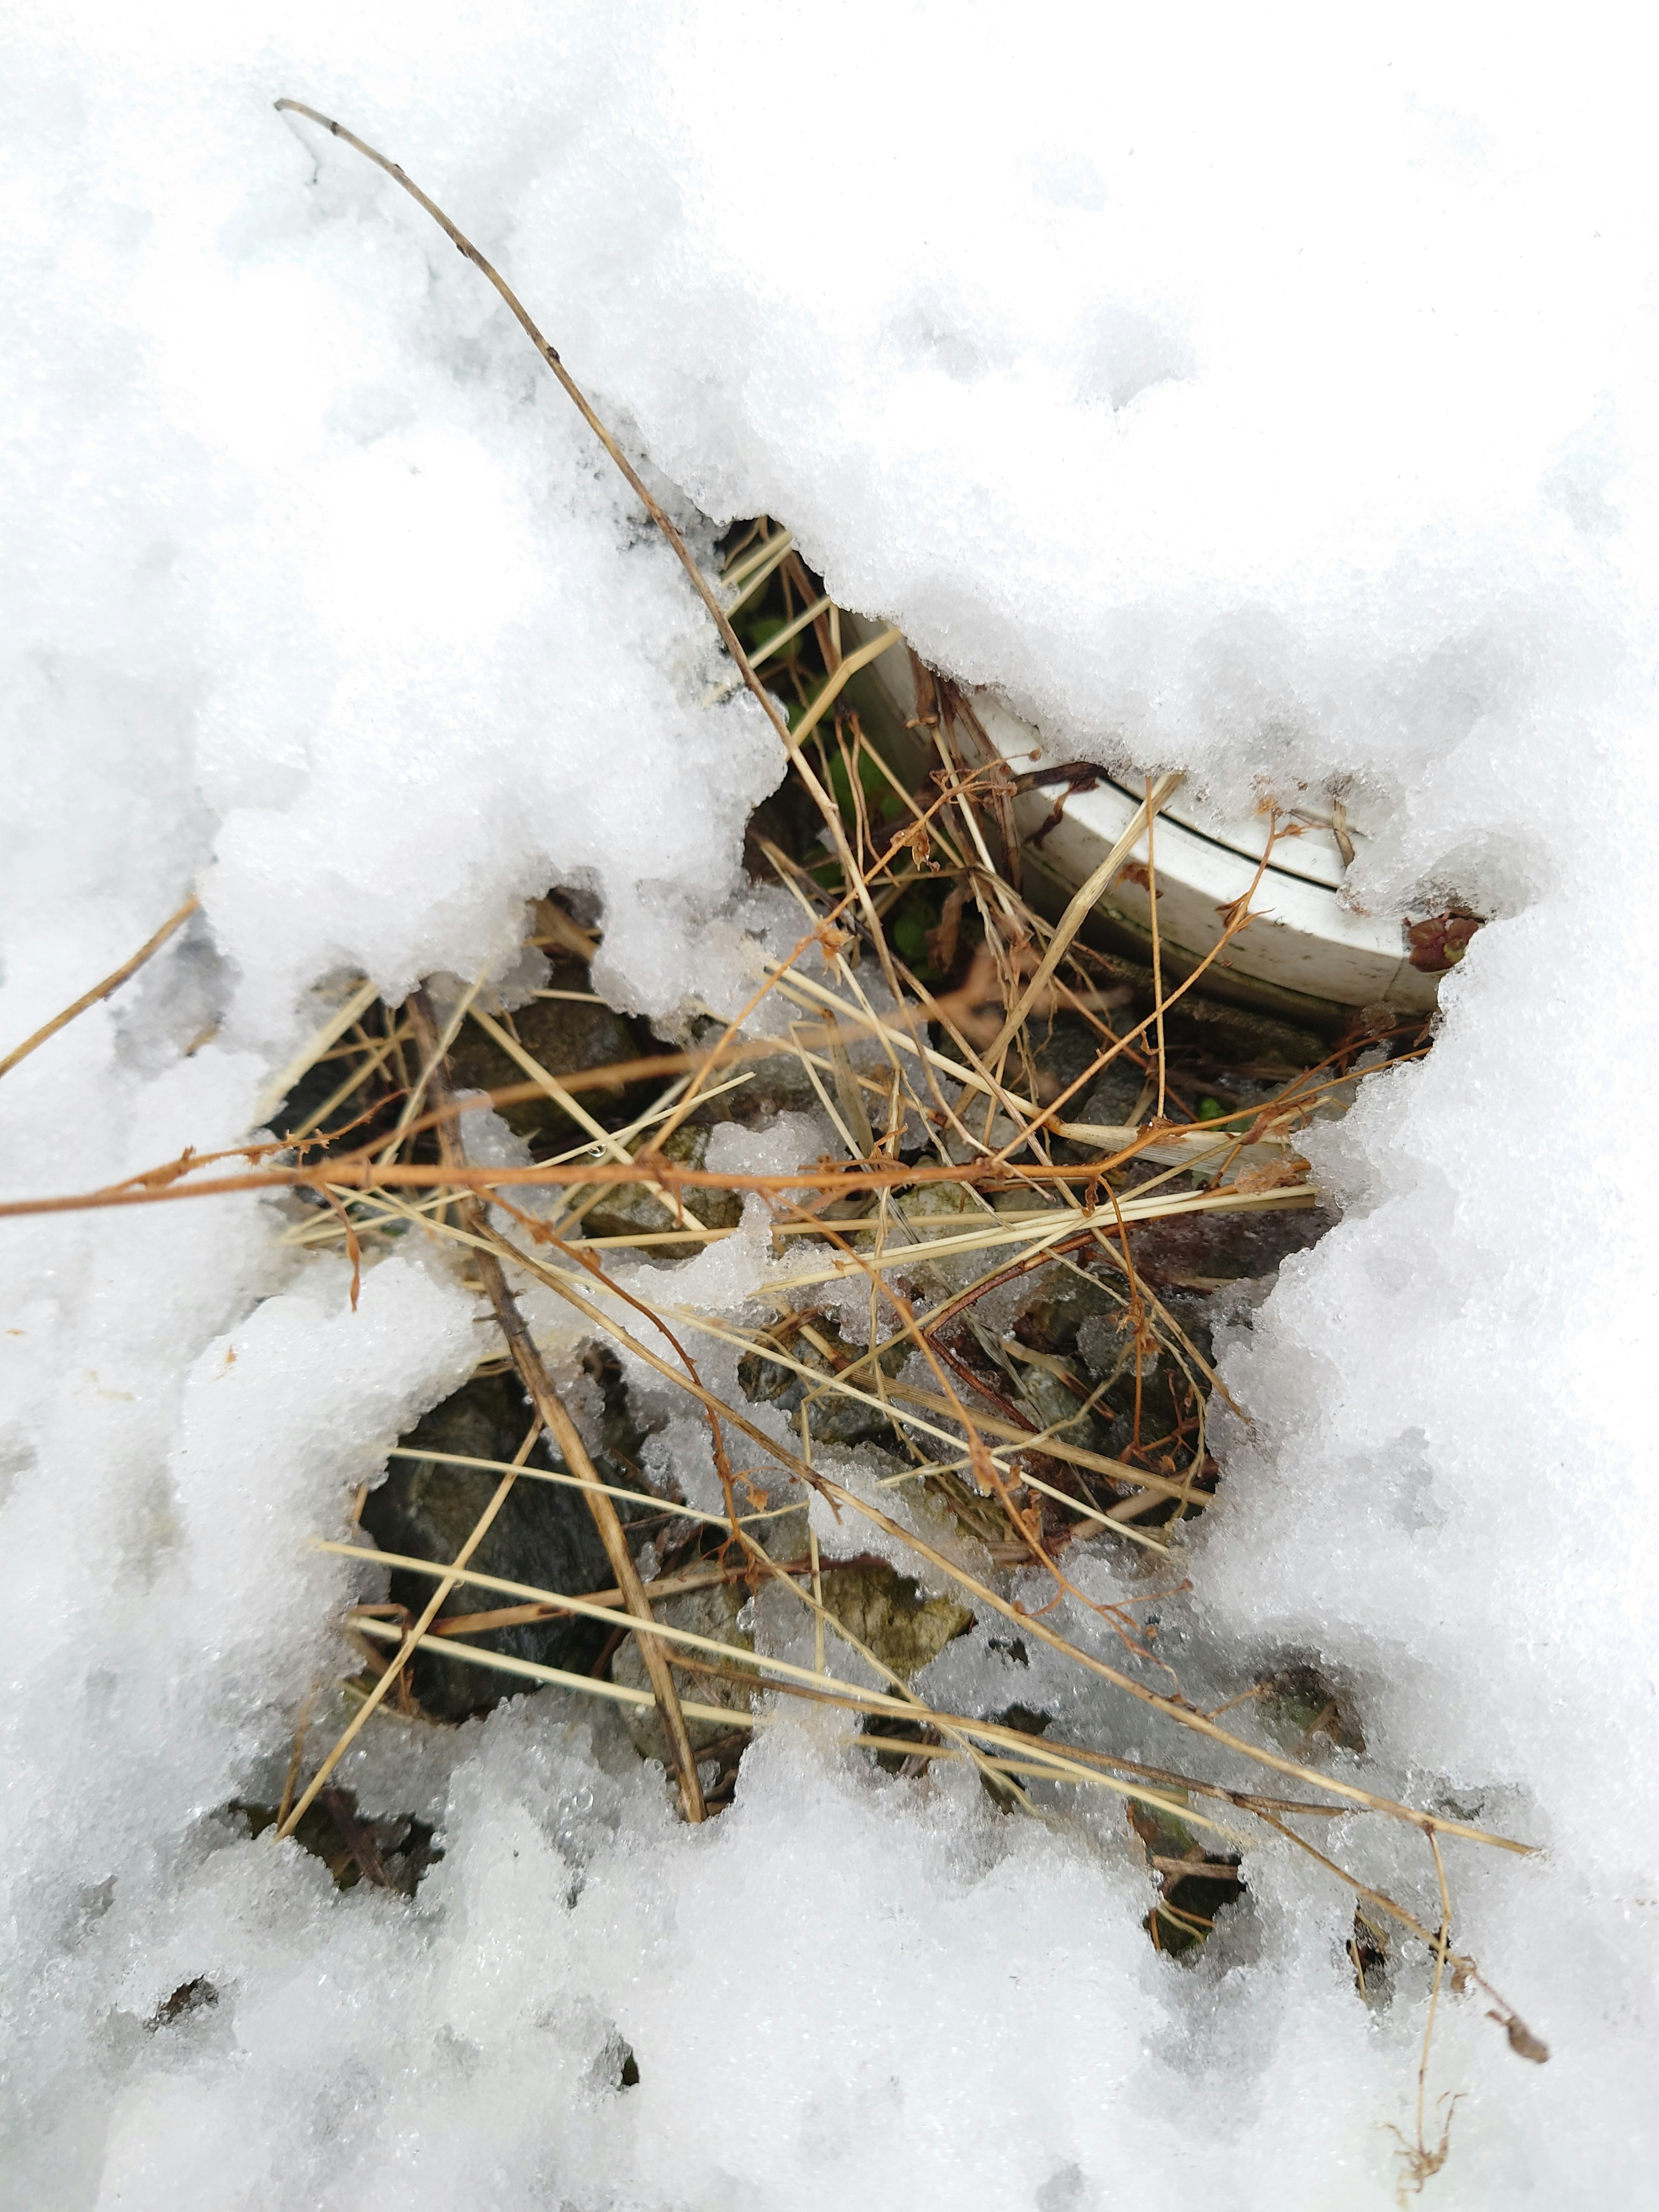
<box><xmin>3</xmin><ymin>8</ymin><xmax>1658</xmax><ymax>2207</ymax></box>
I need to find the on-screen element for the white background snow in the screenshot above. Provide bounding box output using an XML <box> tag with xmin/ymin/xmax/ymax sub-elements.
<box><xmin>2</xmin><ymin>5</ymin><xmax>1656</xmax><ymax>2206</ymax></box>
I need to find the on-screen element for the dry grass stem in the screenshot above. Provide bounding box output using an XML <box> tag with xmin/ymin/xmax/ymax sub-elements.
<box><xmin>0</xmin><ymin>893</ymin><xmax>200</xmax><ymax>1083</ymax></box>
<box><xmin>403</xmin><ymin>988</ymin><xmax>706</xmax><ymax>1820</ymax></box>
<box><xmin>281</xmin><ymin>1413</ymin><xmax>545</xmax><ymax>1837</ymax></box>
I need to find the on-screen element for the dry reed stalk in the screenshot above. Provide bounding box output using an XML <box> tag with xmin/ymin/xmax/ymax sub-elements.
<box><xmin>985</xmin><ymin>779</ymin><xmax>1182</xmax><ymax>1059</ymax></box>
<box><xmin>0</xmin><ymin>1134</ymin><xmax>1331</xmax><ymax>1224</ymax></box>
<box><xmin>340</xmin><ymin>1600</ymin><xmax>1551</xmax><ymax>2049</ymax></box>
<box><xmin>270</xmin><ymin>98</ymin><xmax>897</xmax><ymax>1030</ymax></box>
<box><xmin>343</xmin><ymin>1613</ymin><xmax>1239</xmax><ymax>1837</ymax></box>
<box><xmin>252</xmin><ymin>976</ymin><xmax>382</xmax><ymax>1127</ymax></box>
<box><xmin>1145</xmin><ymin>776</ymin><xmax>1168</xmax><ymax>1120</ymax></box>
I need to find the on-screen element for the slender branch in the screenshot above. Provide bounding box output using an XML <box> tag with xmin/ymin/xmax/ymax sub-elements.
<box><xmin>0</xmin><ymin>893</ymin><xmax>198</xmax><ymax>1081</ymax></box>
<box><xmin>272</xmin><ymin>99</ymin><xmax>875</xmax><ymax>972</ymax></box>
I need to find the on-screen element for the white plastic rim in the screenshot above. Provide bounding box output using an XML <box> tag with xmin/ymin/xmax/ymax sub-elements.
<box><xmin>857</xmin><ymin>630</ymin><xmax>1439</xmax><ymax>1020</ymax></box>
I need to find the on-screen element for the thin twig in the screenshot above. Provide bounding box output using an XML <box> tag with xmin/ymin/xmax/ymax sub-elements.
<box><xmin>272</xmin><ymin>99</ymin><xmax>879</xmax><ymax>972</ymax></box>
<box><xmin>1145</xmin><ymin>775</ymin><xmax>1167</xmax><ymax>1122</ymax></box>
<box><xmin>0</xmin><ymin>893</ymin><xmax>199</xmax><ymax>1082</ymax></box>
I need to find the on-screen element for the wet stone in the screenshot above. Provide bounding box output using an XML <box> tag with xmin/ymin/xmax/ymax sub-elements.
<box><xmin>613</xmin><ymin>1576</ymin><xmax>755</xmax><ymax>1760</ymax></box>
<box><xmin>445</xmin><ymin>963</ymin><xmax>650</xmax><ymax>1146</ymax></box>
<box><xmin>229</xmin><ymin>1793</ymin><xmax>442</xmax><ymax>1896</ymax></box>
<box><xmin>1029</xmin><ymin>1013</ymin><xmax>1116</xmax><ymax>1101</ymax></box>
<box><xmin>360</xmin><ymin>1371</ymin><xmax>624</xmax><ymax>1722</ymax></box>
<box><xmin>1126</xmin><ymin>1196</ymin><xmax>1329</xmax><ymax>1291</ymax></box>
<box><xmin>737</xmin><ymin>1313</ymin><xmax>908</xmax><ymax>1451</ymax></box>
<box><xmin>994</xmin><ymin>1269</ymin><xmax>1216</xmax><ymax>1500</ymax></box>
<box><xmin>579</xmin><ymin>1123</ymin><xmax>742</xmax><ymax>1239</ymax></box>
<box><xmin>817</xmin><ymin>1560</ymin><xmax>974</xmax><ymax>1677</ymax></box>
<box><xmin>1068</xmin><ymin>1057</ymin><xmax>1147</xmax><ymax>1131</ymax></box>
<box><xmin>615</xmin><ymin>1556</ymin><xmax>973</xmax><ymax>1768</ymax></box>
<box><xmin>679</xmin><ymin>1017</ymin><xmax>825</xmax><ymax>1126</ymax></box>
<box><xmin>1159</xmin><ymin>992</ymin><xmax>1325</xmax><ymax>1072</ymax></box>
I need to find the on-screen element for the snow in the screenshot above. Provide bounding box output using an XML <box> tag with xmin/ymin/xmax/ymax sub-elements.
<box><xmin>3</xmin><ymin>5</ymin><xmax>1656</xmax><ymax>2206</ymax></box>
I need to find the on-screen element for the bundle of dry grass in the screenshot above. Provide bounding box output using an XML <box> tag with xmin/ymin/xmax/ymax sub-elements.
<box><xmin>0</xmin><ymin>107</ymin><xmax>1546</xmax><ymax>2193</ymax></box>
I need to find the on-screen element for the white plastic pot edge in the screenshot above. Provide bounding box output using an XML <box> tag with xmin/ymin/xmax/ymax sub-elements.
<box><xmin>853</xmin><ymin>628</ymin><xmax>1439</xmax><ymax>1018</ymax></box>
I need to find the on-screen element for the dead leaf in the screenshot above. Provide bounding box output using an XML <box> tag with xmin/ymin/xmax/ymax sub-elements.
<box><xmin>1407</xmin><ymin>911</ymin><xmax>1482</xmax><ymax>973</ymax></box>
<box><xmin>887</xmin><ymin>817</ymin><xmax>934</xmax><ymax>869</ymax></box>
<box><xmin>1214</xmin><ymin>890</ymin><xmax>1262</xmax><ymax>933</ymax></box>
<box><xmin>1231</xmin><ymin>1157</ymin><xmax>1311</xmax><ymax>1194</ymax></box>
<box><xmin>967</xmin><ymin>1433</ymin><xmax>999</xmax><ymax>1497</ymax></box>
<box><xmin>1491</xmin><ymin>2010</ymin><xmax>1550</xmax><ymax>2064</ymax></box>
<box><xmin>925</xmin><ymin>882</ymin><xmax>969</xmax><ymax>975</ymax></box>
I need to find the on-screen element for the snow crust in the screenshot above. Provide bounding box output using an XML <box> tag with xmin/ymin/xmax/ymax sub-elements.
<box><xmin>3</xmin><ymin>6</ymin><xmax>1657</xmax><ymax>2206</ymax></box>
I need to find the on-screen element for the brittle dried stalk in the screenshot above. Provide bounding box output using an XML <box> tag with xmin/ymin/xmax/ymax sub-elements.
<box><xmin>280</xmin><ymin>1412</ymin><xmax>546</xmax><ymax>1837</ymax></box>
<box><xmin>271</xmin><ymin>99</ymin><xmax>905</xmax><ymax>1059</ymax></box>
<box><xmin>0</xmin><ymin>893</ymin><xmax>200</xmax><ymax>1084</ymax></box>
<box><xmin>362</xmin><ymin>1168</ymin><xmax>1529</xmax><ymax>1858</ymax></box>
<box><xmin>403</xmin><ymin>990</ymin><xmax>706</xmax><ymax>1823</ymax></box>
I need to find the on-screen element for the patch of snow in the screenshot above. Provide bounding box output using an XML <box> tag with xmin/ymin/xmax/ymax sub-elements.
<box><xmin>3</xmin><ymin>6</ymin><xmax>1655</xmax><ymax>2206</ymax></box>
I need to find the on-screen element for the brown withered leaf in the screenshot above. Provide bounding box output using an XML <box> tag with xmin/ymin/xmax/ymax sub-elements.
<box><xmin>925</xmin><ymin>882</ymin><xmax>969</xmax><ymax>975</ymax></box>
<box><xmin>1407</xmin><ymin>911</ymin><xmax>1482</xmax><ymax>973</ymax></box>
<box><xmin>1214</xmin><ymin>890</ymin><xmax>1261</xmax><ymax>933</ymax></box>
<box><xmin>967</xmin><ymin>1432</ymin><xmax>1000</xmax><ymax>1497</ymax></box>
<box><xmin>1015</xmin><ymin>761</ymin><xmax>1102</xmax><ymax>847</ymax></box>
<box><xmin>1491</xmin><ymin>2011</ymin><xmax>1550</xmax><ymax>2064</ymax></box>
<box><xmin>1231</xmin><ymin>1157</ymin><xmax>1311</xmax><ymax>1194</ymax></box>
<box><xmin>887</xmin><ymin>816</ymin><xmax>935</xmax><ymax>869</ymax></box>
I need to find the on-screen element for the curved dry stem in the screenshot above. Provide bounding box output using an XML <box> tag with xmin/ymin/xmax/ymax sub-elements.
<box><xmin>0</xmin><ymin>893</ymin><xmax>199</xmax><ymax>1082</ymax></box>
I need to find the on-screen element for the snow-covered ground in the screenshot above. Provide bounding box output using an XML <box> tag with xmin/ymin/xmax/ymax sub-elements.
<box><xmin>3</xmin><ymin>8</ymin><xmax>1656</xmax><ymax>2206</ymax></box>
